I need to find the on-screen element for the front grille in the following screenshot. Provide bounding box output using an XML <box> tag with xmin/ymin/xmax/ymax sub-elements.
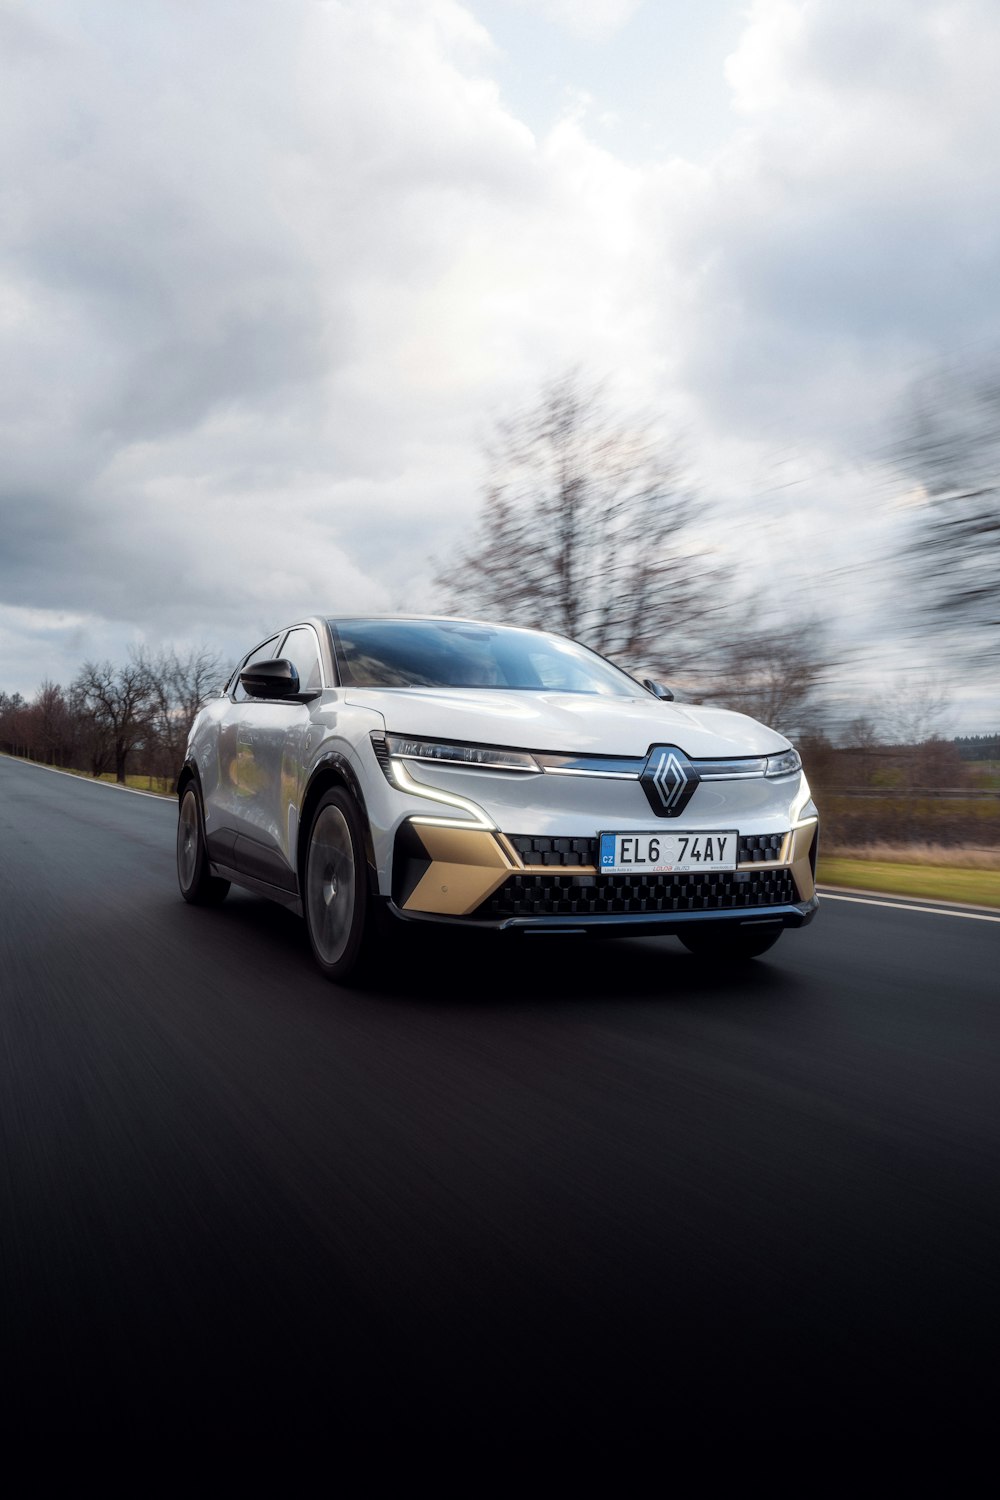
<box><xmin>507</xmin><ymin>833</ymin><xmax>789</xmax><ymax>867</ymax></box>
<box><xmin>740</xmin><ymin>833</ymin><xmax>786</xmax><ymax>862</ymax></box>
<box><xmin>476</xmin><ymin>868</ymin><xmax>797</xmax><ymax>919</ymax></box>
<box><xmin>508</xmin><ymin>835</ymin><xmax>597</xmax><ymax>866</ymax></box>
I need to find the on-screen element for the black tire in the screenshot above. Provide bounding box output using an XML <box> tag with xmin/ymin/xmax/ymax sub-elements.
<box><xmin>302</xmin><ymin>787</ymin><xmax>384</xmax><ymax>983</ymax></box>
<box><xmin>678</xmin><ymin>922</ymin><xmax>783</xmax><ymax>960</ymax></box>
<box><xmin>177</xmin><ymin>784</ymin><xmax>230</xmax><ymax>906</ymax></box>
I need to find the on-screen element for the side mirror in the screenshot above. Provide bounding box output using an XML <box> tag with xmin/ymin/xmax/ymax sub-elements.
<box><xmin>240</xmin><ymin>658</ymin><xmax>300</xmax><ymax>699</ymax></box>
<box><xmin>643</xmin><ymin>678</ymin><xmax>675</xmax><ymax>702</ymax></box>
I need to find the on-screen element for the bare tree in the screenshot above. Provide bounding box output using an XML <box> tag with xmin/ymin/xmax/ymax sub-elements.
<box><xmin>899</xmin><ymin>358</ymin><xmax>1000</xmax><ymax>662</ymax></box>
<box><xmin>139</xmin><ymin>646</ymin><xmax>224</xmax><ymax>781</ymax></box>
<box><xmin>880</xmin><ymin>677</ymin><xmax>951</xmax><ymax>747</ymax></box>
<box><xmin>0</xmin><ymin>691</ymin><xmax>30</xmax><ymax>758</ymax></box>
<box><xmin>34</xmin><ymin>680</ymin><xmax>76</xmax><ymax>768</ymax></box>
<box><xmin>72</xmin><ymin>659</ymin><xmax>155</xmax><ymax>783</ymax></box>
<box><xmin>700</xmin><ymin>618</ymin><xmax>832</xmax><ymax>739</ymax></box>
<box><xmin>435</xmin><ymin>372</ymin><xmax>729</xmax><ymax>674</ymax></box>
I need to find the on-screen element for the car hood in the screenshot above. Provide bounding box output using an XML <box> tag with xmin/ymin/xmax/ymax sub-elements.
<box><xmin>344</xmin><ymin>688</ymin><xmax>789</xmax><ymax>759</ymax></box>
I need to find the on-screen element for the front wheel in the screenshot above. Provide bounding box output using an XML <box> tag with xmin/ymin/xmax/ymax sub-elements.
<box><xmin>678</xmin><ymin>922</ymin><xmax>783</xmax><ymax>960</ymax></box>
<box><xmin>177</xmin><ymin>784</ymin><xmax>230</xmax><ymax>906</ymax></box>
<box><xmin>303</xmin><ymin>787</ymin><xmax>383</xmax><ymax>983</ymax></box>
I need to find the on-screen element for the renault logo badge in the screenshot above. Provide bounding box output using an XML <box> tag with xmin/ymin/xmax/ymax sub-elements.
<box><xmin>640</xmin><ymin>746</ymin><xmax>700</xmax><ymax>817</ymax></box>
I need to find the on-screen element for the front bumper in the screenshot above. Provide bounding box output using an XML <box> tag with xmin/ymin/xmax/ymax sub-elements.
<box><xmin>389</xmin><ymin>818</ymin><xmax>819</xmax><ymax>932</ymax></box>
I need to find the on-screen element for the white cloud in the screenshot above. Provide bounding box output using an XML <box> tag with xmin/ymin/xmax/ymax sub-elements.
<box><xmin>654</xmin><ymin>0</ymin><xmax>1000</xmax><ymax>455</ymax></box>
<box><xmin>0</xmin><ymin>0</ymin><xmax>660</xmax><ymax>693</ymax></box>
<box><xmin>508</xmin><ymin>0</ymin><xmax>643</xmax><ymax>44</ymax></box>
<box><xmin>1</xmin><ymin>0</ymin><xmax>998</xmax><ymax>728</ymax></box>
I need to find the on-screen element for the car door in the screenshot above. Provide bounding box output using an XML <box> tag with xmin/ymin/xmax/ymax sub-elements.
<box><xmin>228</xmin><ymin>624</ymin><xmax>325</xmax><ymax>893</ymax></box>
<box><xmin>202</xmin><ymin>634</ymin><xmax>281</xmax><ymax>869</ymax></box>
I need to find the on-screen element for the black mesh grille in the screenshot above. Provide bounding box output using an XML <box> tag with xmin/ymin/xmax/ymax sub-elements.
<box><xmin>508</xmin><ymin>835</ymin><xmax>598</xmax><ymax>867</ymax></box>
<box><xmin>739</xmin><ymin>833</ymin><xmax>787</xmax><ymax>862</ymax></box>
<box><xmin>476</xmin><ymin>869</ymin><xmax>797</xmax><ymax>919</ymax></box>
<box><xmin>507</xmin><ymin>833</ymin><xmax>789</xmax><ymax>867</ymax></box>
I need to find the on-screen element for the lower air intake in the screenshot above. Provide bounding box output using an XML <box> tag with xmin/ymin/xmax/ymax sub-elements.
<box><xmin>475</xmin><ymin>869</ymin><xmax>797</xmax><ymax>919</ymax></box>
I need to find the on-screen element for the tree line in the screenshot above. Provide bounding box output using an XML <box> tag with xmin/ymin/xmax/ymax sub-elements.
<box><xmin>0</xmin><ymin>647</ymin><xmax>224</xmax><ymax>786</ymax></box>
<box><xmin>954</xmin><ymin>735</ymin><xmax>1000</xmax><ymax>762</ymax></box>
<box><xmin>1</xmin><ymin>641</ymin><xmax>985</xmax><ymax>806</ymax></box>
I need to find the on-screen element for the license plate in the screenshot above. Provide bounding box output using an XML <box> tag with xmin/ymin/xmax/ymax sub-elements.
<box><xmin>599</xmin><ymin>830</ymin><xmax>738</xmax><ymax>874</ymax></box>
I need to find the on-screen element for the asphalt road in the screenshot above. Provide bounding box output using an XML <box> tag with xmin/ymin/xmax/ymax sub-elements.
<box><xmin>1</xmin><ymin>753</ymin><xmax>998</xmax><ymax>1435</ymax></box>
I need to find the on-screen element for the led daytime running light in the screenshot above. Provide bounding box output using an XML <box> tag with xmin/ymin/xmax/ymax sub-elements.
<box><xmin>390</xmin><ymin>757</ymin><xmax>495</xmax><ymax>829</ymax></box>
<box><xmin>789</xmin><ymin>774</ymin><xmax>818</xmax><ymax>827</ymax></box>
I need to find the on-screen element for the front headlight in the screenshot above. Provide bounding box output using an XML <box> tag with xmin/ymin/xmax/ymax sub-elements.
<box><xmin>765</xmin><ymin>748</ymin><xmax>802</xmax><ymax>778</ymax></box>
<box><xmin>369</xmin><ymin>733</ymin><xmax>498</xmax><ymax>829</ymax></box>
<box><xmin>383</xmin><ymin>735</ymin><xmax>541</xmax><ymax>773</ymax></box>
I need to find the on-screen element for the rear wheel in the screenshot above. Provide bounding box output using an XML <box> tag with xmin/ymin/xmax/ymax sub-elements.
<box><xmin>678</xmin><ymin>922</ymin><xmax>783</xmax><ymax>960</ymax></box>
<box><xmin>303</xmin><ymin>787</ymin><xmax>384</xmax><ymax>983</ymax></box>
<box><xmin>177</xmin><ymin>784</ymin><xmax>230</xmax><ymax>906</ymax></box>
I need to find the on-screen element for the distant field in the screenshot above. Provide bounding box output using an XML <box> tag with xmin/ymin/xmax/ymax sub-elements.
<box><xmin>818</xmin><ymin>855</ymin><xmax>1000</xmax><ymax>909</ymax></box>
<box><xmin>823</xmin><ymin>789</ymin><xmax>1000</xmax><ymax>820</ymax></box>
<box><xmin>968</xmin><ymin>759</ymin><xmax>1000</xmax><ymax>791</ymax></box>
<box><xmin>823</xmin><ymin>840</ymin><xmax>1000</xmax><ymax>869</ymax></box>
<box><xmin>820</xmin><ymin>790</ymin><xmax>1000</xmax><ymax>855</ymax></box>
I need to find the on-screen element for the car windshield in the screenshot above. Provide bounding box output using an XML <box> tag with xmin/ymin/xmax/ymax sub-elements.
<box><xmin>328</xmin><ymin>619</ymin><xmax>647</xmax><ymax>698</ymax></box>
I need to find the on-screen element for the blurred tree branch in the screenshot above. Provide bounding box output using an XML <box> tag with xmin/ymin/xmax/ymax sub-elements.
<box><xmin>700</xmin><ymin>617</ymin><xmax>832</xmax><ymax>740</ymax></box>
<box><xmin>900</xmin><ymin>360</ymin><xmax>1000</xmax><ymax>661</ymax></box>
<box><xmin>434</xmin><ymin>372</ymin><xmax>730</xmax><ymax>674</ymax></box>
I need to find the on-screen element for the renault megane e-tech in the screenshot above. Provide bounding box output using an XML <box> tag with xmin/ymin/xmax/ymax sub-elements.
<box><xmin>176</xmin><ymin>616</ymin><xmax>819</xmax><ymax>980</ymax></box>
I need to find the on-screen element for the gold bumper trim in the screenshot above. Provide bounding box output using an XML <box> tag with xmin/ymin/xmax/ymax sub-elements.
<box><xmin>400</xmin><ymin>823</ymin><xmax>817</xmax><ymax>917</ymax></box>
<box><xmin>788</xmin><ymin>821</ymin><xmax>817</xmax><ymax>902</ymax></box>
<box><xmin>402</xmin><ymin>826</ymin><xmax>516</xmax><ymax>916</ymax></box>
<box><xmin>733</xmin><ymin>829</ymin><xmax>815</xmax><ymax>900</ymax></box>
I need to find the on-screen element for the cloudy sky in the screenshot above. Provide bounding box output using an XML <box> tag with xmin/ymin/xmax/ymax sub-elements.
<box><xmin>2</xmin><ymin>0</ymin><xmax>999</xmax><ymax>729</ymax></box>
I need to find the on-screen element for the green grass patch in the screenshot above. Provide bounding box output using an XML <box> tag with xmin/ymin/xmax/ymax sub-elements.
<box><xmin>90</xmin><ymin>771</ymin><xmax>175</xmax><ymax>796</ymax></box>
<box><xmin>818</xmin><ymin>856</ymin><xmax>1000</xmax><ymax>908</ymax></box>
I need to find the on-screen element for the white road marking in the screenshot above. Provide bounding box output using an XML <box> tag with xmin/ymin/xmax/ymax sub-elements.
<box><xmin>819</xmin><ymin>890</ymin><xmax>1000</xmax><ymax>924</ymax></box>
<box><xmin>1</xmin><ymin>755</ymin><xmax>172</xmax><ymax>800</ymax></box>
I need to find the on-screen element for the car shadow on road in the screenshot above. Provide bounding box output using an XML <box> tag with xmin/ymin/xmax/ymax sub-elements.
<box><xmin>207</xmin><ymin>890</ymin><xmax>802</xmax><ymax>1010</ymax></box>
<box><xmin>380</xmin><ymin>928</ymin><xmax>802</xmax><ymax>1008</ymax></box>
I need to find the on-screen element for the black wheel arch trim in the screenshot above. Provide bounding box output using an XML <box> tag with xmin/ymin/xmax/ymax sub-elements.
<box><xmin>175</xmin><ymin>760</ymin><xmax>216</xmax><ymax>857</ymax></box>
<box><xmin>299</xmin><ymin>752</ymin><xmax>379</xmax><ymax>894</ymax></box>
<box><xmin>176</xmin><ymin>759</ymin><xmax>199</xmax><ymax>798</ymax></box>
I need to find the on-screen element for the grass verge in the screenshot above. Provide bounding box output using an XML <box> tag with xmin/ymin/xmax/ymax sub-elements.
<box><xmin>818</xmin><ymin>856</ymin><xmax>1000</xmax><ymax>908</ymax></box>
<box><xmin>1</xmin><ymin>754</ymin><xmax>174</xmax><ymax>797</ymax></box>
<box><xmin>88</xmin><ymin>771</ymin><xmax>174</xmax><ymax>796</ymax></box>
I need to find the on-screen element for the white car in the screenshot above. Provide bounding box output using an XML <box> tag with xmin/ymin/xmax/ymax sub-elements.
<box><xmin>177</xmin><ymin>616</ymin><xmax>819</xmax><ymax>980</ymax></box>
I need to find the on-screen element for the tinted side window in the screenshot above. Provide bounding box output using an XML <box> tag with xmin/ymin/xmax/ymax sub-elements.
<box><xmin>278</xmin><ymin>627</ymin><xmax>323</xmax><ymax>694</ymax></box>
<box><xmin>232</xmin><ymin>636</ymin><xmax>281</xmax><ymax>702</ymax></box>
